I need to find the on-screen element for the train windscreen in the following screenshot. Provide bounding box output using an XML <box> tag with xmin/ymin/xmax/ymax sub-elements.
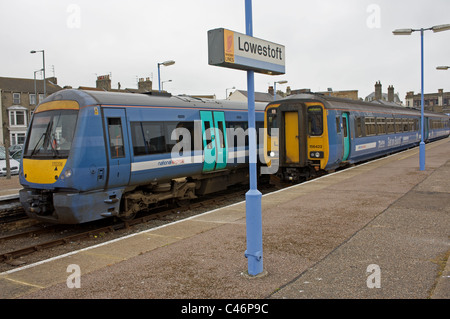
<box><xmin>23</xmin><ymin>109</ymin><xmax>78</xmax><ymax>159</ymax></box>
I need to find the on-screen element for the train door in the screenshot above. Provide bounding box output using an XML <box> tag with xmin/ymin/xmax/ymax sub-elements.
<box><xmin>200</xmin><ymin>111</ymin><xmax>228</xmax><ymax>172</ymax></box>
<box><xmin>342</xmin><ymin>113</ymin><xmax>350</xmax><ymax>161</ymax></box>
<box><xmin>103</xmin><ymin>108</ymin><xmax>131</xmax><ymax>188</ymax></box>
<box><xmin>284</xmin><ymin>112</ymin><xmax>300</xmax><ymax>163</ymax></box>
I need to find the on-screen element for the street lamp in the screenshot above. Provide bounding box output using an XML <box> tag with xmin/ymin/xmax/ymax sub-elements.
<box><xmin>273</xmin><ymin>80</ymin><xmax>288</xmax><ymax>100</ymax></box>
<box><xmin>34</xmin><ymin>69</ymin><xmax>44</xmax><ymax>106</ymax></box>
<box><xmin>30</xmin><ymin>50</ymin><xmax>46</xmax><ymax>98</ymax></box>
<box><xmin>157</xmin><ymin>60</ymin><xmax>175</xmax><ymax>92</ymax></box>
<box><xmin>436</xmin><ymin>66</ymin><xmax>450</xmax><ymax>70</ymax></box>
<box><xmin>393</xmin><ymin>24</ymin><xmax>450</xmax><ymax>171</ymax></box>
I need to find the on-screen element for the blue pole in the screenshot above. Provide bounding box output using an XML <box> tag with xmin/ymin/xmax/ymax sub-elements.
<box><xmin>244</xmin><ymin>0</ymin><xmax>263</xmax><ymax>276</ymax></box>
<box><xmin>419</xmin><ymin>29</ymin><xmax>425</xmax><ymax>171</ymax></box>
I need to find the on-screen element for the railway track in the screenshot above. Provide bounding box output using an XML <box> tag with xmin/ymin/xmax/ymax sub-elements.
<box><xmin>0</xmin><ymin>184</ymin><xmax>276</xmax><ymax>268</ymax></box>
<box><xmin>0</xmin><ymin>195</ymin><xmax>26</xmax><ymax>223</ymax></box>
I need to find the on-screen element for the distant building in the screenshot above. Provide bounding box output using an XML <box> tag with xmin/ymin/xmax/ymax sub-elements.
<box><xmin>0</xmin><ymin>76</ymin><xmax>62</xmax><ymax>147</ymax></box>
<box><xmin>79</xmin><ymin>75</ymin><xmax>155</xmax><ymax>93</ymax></box>
<box><xmin>318</xmin><ymin>89</ymin><xmax>359</xmax><ymax>101</ymax></box>
<box><xmin>365</xmin><ymin>81</ymin><xmax>402</xmax><ymax>105</ymax></box>
<box><xmin>227</xmin><ymin>89</ymin><xmax>275</xmax><ymax>102</ymax></box>
<box><xmin>405</xmin><ymin>89</ymin><xmax>450</xmax><ymax>113</ymax></box>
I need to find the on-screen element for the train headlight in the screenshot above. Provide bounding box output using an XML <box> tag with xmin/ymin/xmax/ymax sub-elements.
<box><xmin>64</xmin><ymin>169</ymin><xmax>73</xmax><ymax>179</ymax></box>
<box><xmin>270</xmin><ymin>151</ymin><xmax>275</xmax><ymax>157</ymax></box>
<box><xmin>310</xmin><ymin>151</ymin><xmax>324</xmax><ymax>158</ymax></box>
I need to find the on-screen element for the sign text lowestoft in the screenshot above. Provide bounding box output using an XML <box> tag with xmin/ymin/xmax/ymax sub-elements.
<box><xmin>208</xmin><ymin>28</ymin><xmax>285</xmax><ymax>75</ymax></box>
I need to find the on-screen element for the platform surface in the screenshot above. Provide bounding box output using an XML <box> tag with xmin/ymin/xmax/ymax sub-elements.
<box><xmin>1</xmin><ymin>138</ymin><xmax>449</xmax><ymax>300</ymax></box>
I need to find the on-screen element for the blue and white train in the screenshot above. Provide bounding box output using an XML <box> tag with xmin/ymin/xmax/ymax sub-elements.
<box><xmin>19</xmin><ymin>89</ymin><xmax>265</xmax><ymax>224</ymax></box>
<box><xmin>264</xmin><ymin>93</ymin><xmax>450</xmax><ymax>182</ymax></box>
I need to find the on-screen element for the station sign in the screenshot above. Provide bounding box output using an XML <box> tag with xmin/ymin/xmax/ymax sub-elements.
<box><xmin>208</xmin><ymin>28</ymin><xmax>285</xmax><ymax>75</ymax></box>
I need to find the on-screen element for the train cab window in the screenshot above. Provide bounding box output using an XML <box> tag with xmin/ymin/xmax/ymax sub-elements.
<box><xmin>307</xmin><ymin>106</ymin><xmax>323</xmax><ymax>136</ymax></box>
<box><xmin>107</xmin><ymin>118</ymin><xmax>125</xmax><ymax>158</ymax></box>
<box><xmin>266</xmin><ymin>107</ymin><xmax>278</xmax><ymax>136</ymax></box>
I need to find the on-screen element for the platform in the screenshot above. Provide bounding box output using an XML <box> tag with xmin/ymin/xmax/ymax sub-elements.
<box><xmin>1</xmin><ymin>138</ymin><xmax>449</xmax><ymax>300</ymax></box>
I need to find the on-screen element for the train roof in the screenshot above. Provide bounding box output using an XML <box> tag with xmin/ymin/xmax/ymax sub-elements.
<box><xmin>275</xmin><ymin>93</ymin><xmax>449</xmax><ymax>118</ymax></box>
<box><xmin>45</xmin><ymin>89</ymin><xmax>267</xmax><ymax>112</ymax></box>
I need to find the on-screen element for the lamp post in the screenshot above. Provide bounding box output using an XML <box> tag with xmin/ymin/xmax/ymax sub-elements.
<box><xmin>393</xmin><ymin>24</ymin><xmax>450</xmax><ymax>171</ymax></box>
<box><xmin>33</xmin><ymin>69</ymin><xmax>43</xmax><ymax>106</ymax></box>
<box><xmin>30</xmin><ymin>50</ymin><xmax>46</xmax><ymax>99</ymax></box>
<box><xmin>157</xmin><ymin>60</ymin><xmax>175</xmax><ymax>92</ymax></box>
<box><xmin>273</xmin><ymin>80</ymin><xmax>288</xmax><ymax>100</ymax></box>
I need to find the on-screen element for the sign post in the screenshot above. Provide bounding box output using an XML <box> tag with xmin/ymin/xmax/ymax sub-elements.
<box><xmin>208</xmin><ymin>0</ymin><xmax>285</xmax><ymax>276</ymax></box>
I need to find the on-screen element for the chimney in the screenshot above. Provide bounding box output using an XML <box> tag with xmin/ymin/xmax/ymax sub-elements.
<box><xmin>388</xmin><ymin>85</ymin><xmax>394</xmax><ymax>102</ymax></box>
<box><xmin>138</xmin><ymin>77</ymin><xmax>153</xmax><ymax>92</ymax></box>
<box><xmin>96</xmin><ymin>75</ymin><xmax>111</xmax><ymax>91</ymax></box>
<box><xmin>374</xmin><ymin>81</ymin><xmax>382</xmax><ymax>100</ymax></box>
<box><xmin>268</xmin><ymin>86</ymin><xmax>274</xmax><ymax>96</ymax></box>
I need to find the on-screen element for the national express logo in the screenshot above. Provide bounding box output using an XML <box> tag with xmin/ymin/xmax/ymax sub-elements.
<box><xmin>224</xmin><ymin>29</ymin><xmax>235</xmax><ymax>63</ymax></box>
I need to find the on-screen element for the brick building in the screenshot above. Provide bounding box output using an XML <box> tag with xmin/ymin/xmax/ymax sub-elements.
<box><xmin>405</xmin><ymin>89</ymin><xmax>450</xmax><ymax>113</ymax></box>
<box><xmin>0</xmin><ymin>76</ymin><xmax>62</xmax><ymax>147</ymax></box>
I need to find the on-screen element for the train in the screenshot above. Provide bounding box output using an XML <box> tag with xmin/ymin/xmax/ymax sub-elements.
<box><xmin>19</xmin><ymin>89</ymin><xmax>266</xmax><ymax>224</ymax></box>
<box><xmin>264</xmin><ymin>93</ymin><xmax>450</xmax><ymax>183</ymax></box>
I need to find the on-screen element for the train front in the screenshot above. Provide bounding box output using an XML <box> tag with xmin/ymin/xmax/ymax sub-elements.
<box><xmin>19</xmin><ymin>90</ymin><xmax>110</xmax><ymax>224</ymax></box>
<box><xmin>264</xmin><ymin>94</ymin><xmax>330</xmax><ymax>182</ymax></box>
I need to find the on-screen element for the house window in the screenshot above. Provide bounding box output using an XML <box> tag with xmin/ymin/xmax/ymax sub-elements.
<box><xmin>13</xmin><ymin>93</ymin><xmax>21</xmax><ymax>104</ymax></box>
<box><xmin>39</xmin><ymin>94</ymin><xmax>44</xmax><ymax>103</ymax></box>
<box><xmin>9</xmin><ymin>110</ymin><xmax>27</xmax><ymax>126</ymax></box>
<box><xmin>10</xmin><ymin>132</ymin><xmax>26</xmax><ymax>145</ymax></box>
<box><xmin>30</xmin><ymin>94</ymin><xmax>36</xmax><ymax>105</ymax></box>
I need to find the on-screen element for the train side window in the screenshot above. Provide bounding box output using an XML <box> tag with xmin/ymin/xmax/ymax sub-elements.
<box><xmin>166</xmin><ymin>121</ymin><xmax>196</xmax><ymax>152</ymax></box>
<box><xmin>394</xmin><ymin>118</ymin><xmax>403</xmax><ymax>133</ymax></box>
<box><xmin>336</xmin><ymin>117</ymin><xmax>341</xmax><ymax>134</ymax></box>
<box><xmin>142</xmin><ymin>122</ymin><xmax>166</xmax><ymax>154</ymax></box>
<box><xmin>131</xmin><ymin>122</ymin><xmax>146</xmax><ymax>156</ymax></box>
<box><xmin>403</xmin><ymin>119</ymin><xmax>409</xmax><ymax>132</ymax></box>
<box><xmin>376</xmin><ymin>117</ymin><xmax>386</xmax><ymax>135</ymax></box>
<box><xmin>387</xmin><ymin>117</ymin><xmax>395</xmax><ymax>133</ymax></box>
<box><xmin>365</xmin><ymin>117</ymin><xmax>376</xmax><ymax>136</ymax></box>
<box><xmin>307</xmin><ymin>106</ymin><xmax>323</xmax><ymax>136</ymax></box>
<box><xmin>228</xmin><ymin>121</ymin><xmax>248</xmax><ymax>148</ymax></box>
<box><xmin>355</xmin><ymin>117</ymin><xmax>363</xmax><ymax>137</ymax></box>
<box><xmin>343</xmin><ymin>117</ymin><xmax>348</xmax><ymax>138</ymax></box>
<box><xmin>107</xmin><ymin>118</ymin><xmax>125</xmax><ymax>158</ymax></box>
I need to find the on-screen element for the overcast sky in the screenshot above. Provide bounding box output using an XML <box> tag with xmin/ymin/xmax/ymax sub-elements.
<box><xmin>1</xmin><ymin>0</ymin><xmax>449</xmax><ymax>101</ymax></box>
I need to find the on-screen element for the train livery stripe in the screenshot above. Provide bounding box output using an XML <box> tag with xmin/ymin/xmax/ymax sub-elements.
<box><xmin>131</xmin><ymin>149</ymin><xmax>258</xmax><ymax>172</ymax></box>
